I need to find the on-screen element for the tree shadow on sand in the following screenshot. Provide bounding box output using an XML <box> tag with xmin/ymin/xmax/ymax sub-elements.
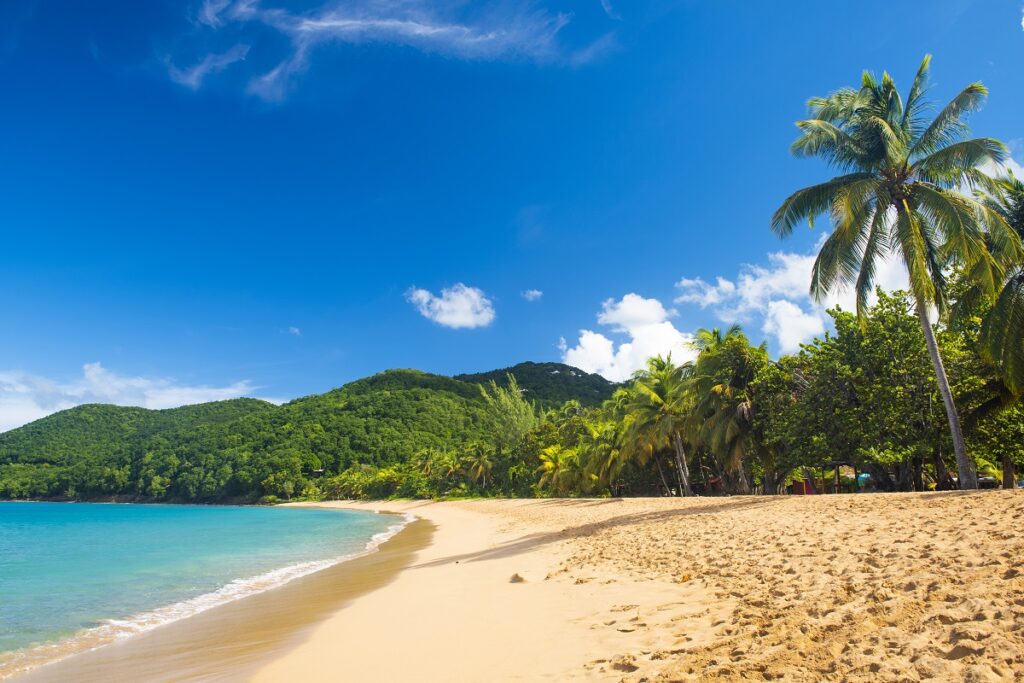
<box><xmin>414</xmin><ymin>497</ymin><xmax>771</xmax><ymax>568</ymax></box>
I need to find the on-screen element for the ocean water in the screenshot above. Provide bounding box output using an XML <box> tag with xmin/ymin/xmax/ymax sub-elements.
<box><xmin>0</xmin><ymin>502</ymin><xmax>405</xmax><ymax>673</ymax></box>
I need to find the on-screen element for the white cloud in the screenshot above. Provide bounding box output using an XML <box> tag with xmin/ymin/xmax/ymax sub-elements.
<box><xmin>170</xmin><ymin>1</ymin><xmax>609</xmax><ymax>100</ymax></box>
<box><xmin>597</xmin><ymin>293</ymin><xmax>676</xmax><ymax>330</ymax></box>
<box><xmin>406</xmin><ymin>283</ymin><xmax>495</xmax><ymax>329</ymax></box>
<box><xmin>674</xmin><ymin>276</ymin><xmax>736</xmax><ymax>307</ymax></box>
<box><xmin>0</xmin><ymin>363</ymin><xmax>259</xmax><ymax>432</ymax></box>
<box><xmin>762</xmin><ymin>300</ymin><xmax>825</xmax><ymax>355</ymax></box>
<box><xmin>675</xmin><ymin>239</ymin><xmax>908</xmax><ymax>353</ymax></box>
<box><xmin>287</xmin><ymin>326</ymin><xmax>302</xmax><ymax>336</ymax></box>
<box><xmin>521</xmin><ymin>289</ymin><xmax>543</xmax><ymax>302</ymax></box>
<box><xmin>560</xmin><ymin>294</ymin><xmax>696</xmax><ymax>382</ymax></box>
<box><xmin>167</xmin><ymin>44</ymin><xmax>249</xmax><ymax>89</ymax></box>
<box><xmin>198</xmin><ymin>0</ymin><xmax>233</xmax><ymax>27</ymax></box>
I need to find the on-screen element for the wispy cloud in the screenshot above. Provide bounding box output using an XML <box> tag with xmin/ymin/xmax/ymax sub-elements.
<box><xmin>287</xmin><ymin>326</ymin><xmax>302</xmax><ymax>336</ymax></box>
<box><xmin>167</xmin><ymin>44</ymin><xmax>250</xmax><ymax>89</ymax></box>
<box><xmin>0</xmin><ymin>363</ymin><xmax>262</xmax><ymax>432</ymax></box>
<box><xmin>599</xmin><ymin>0</ymin><xmax>620</xmax><ymax>20</ymax></box>
<box><xmin>170</xmin><ymin>1</ymin><xmax>614</xmax><ymax>100</ymax></box>
<box><xmin>521</xmin><ymin>289</ymin><xmax>543</xmax><ymax>302</ymax></box>
<box><xmin>674</xmin><ymin>238</ymin><xmax>908</xmax><ymax>353</ymax></box>
<box><xmin>198</xmin><ymin>0</ymin><xmax>234</xmax><ymax>27</ymax></box>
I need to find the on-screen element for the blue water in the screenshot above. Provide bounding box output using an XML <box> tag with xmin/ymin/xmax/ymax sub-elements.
<box><xmin>0</xmin><ymin>502</ymin><xmax>402</xmax><ymax>658</ymax></box>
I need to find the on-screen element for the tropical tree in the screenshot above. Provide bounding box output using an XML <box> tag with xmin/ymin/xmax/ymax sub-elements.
<box><xmin>462</xmin><ymin>443</ymin><xmax>495</xmax><ymax>489</ymax></box>
<box><xmin>974</xmin><ymin>172</ymin><xmax>1024</xmax><ymax>394</ymax></box>
<box><xmin>770</xmin><ymin>55</ymin><xmax>1022</xmax><ymax>489</ymax></box>
<box><xmin>536</xmin><ymin>444</ymin><xmax>579</xmax><ymax>494</ymax></box>
<box><xmin>689</xmin><ymin>327</ymin><xmax>767</xmax><ymax>494</ymax></box>
<box><xmin>479</xmin><ymin>374</ymin><xmax>540</xmax><ymax>452</ymax></box>
<box><xmin>621</xmin><ymin>355</ymin><xmax>695</xmax><ymax>496</ymax></box>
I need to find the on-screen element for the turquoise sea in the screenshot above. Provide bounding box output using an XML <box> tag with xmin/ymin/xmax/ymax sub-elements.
<box><xmin>0</xmin><ymin>502</ymin><xmax>404</xmax><ymax>672</ymax></box>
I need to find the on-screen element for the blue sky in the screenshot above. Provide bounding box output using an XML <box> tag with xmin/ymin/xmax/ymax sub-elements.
<box><xmin>1</xmin><ymin>0</ymin><xmax>1022</xmax><ymax>428</ymax></box>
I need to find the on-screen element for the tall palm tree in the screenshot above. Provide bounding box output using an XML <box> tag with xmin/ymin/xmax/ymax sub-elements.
<box><xmin>621</xmin><ymin>355</ymin><xmax>695</xmax><ymax>496</ymax></box>
<box><xmin>975</xmin><ymin>172</ymin><xmax>1024</xmax><ymax>394</ymax></box>
<box><xmin>689</xmin><ymin>327</ymin><xmax>766</xmax><ymax>494</ymax></box>
<box><xmin>771</xmin><ymin>55</ymin><xmax>1021</xmax><ymax>489</ymax></box>
<box><xmin>462</xmin><ymin>444</ymin><xmax>494</xmax><ymax>490</ymax></box>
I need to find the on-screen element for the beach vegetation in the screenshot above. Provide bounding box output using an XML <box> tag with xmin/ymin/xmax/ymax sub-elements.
<box><xmin>771</xmin><ymin>55</ymin><xmax>1021</xmax><ymax>489</ymax></box>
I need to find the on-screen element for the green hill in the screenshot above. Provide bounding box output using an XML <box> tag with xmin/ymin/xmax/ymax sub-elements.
<box><xmin>0</xmin><ymin>363</ymin><xmax>608</xmax><ymax>502</ymax></box>
<box><xmin>455</xmin><ymin>362</ymin><xmax>617</xmax><ymax>407</ymax></box>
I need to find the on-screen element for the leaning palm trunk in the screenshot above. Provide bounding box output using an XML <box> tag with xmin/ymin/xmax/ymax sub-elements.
<box><xmin>771</xmin><ymin>56</ymin><xmax>1019</xmax><ymax>493</ymax></box>
<box><xmin>653</xmin><ymin>455</ymin><xmax>672</xmax><ymax>496</ymax></box>
<box><xmin>916</xmin><ymin>302</ymin><xmax>978</xmax><ymax>489</ymax></box>
<box><xmin>672</xmin><ymin>432</ymin><xmax>694</xmax><ymax>497</ymax></box>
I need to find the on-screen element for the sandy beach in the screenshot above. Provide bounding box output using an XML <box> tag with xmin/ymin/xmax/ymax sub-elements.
<box><xmin>257</xmin><ymin>491</ymin><xmax>1024</xmax><ymax>682</ymax></box>
<box><xmin>15</xmin><ymin>491</ymin><xmax>1024</xmax><ymax>682</ymax></box>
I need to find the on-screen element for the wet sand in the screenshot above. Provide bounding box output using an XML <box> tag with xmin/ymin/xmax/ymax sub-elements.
<box><xmin>15</xmin><ymin>518</ymin><xmax>433</xmax><ymax>682</ymax></box>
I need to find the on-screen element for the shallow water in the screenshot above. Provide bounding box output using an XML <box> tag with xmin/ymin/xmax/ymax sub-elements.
<box><xmin>0</xmin><ymin>501</ymin><xmax>401</xmax><ymax>674</ymax></box>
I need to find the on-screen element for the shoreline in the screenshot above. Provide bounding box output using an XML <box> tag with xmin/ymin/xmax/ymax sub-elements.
<box><xmin>9</xmin><ymin>510</ymin><xmax>430</xmax><ymax>683</ymax></box>
<box><xmin>251</xmin><ymin>499</ymin><xmax>731</xmax><ymax>681</ymax></box>
<box><xmin>8</xmin><ymin>492</ymin><xmax>1024</xmax><ymax>681</ymax></box>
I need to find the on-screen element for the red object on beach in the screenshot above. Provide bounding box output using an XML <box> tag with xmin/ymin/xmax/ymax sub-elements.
<box><xmin>790</xmin><ymin>480</ymin><xmax>817</xmax><ymax>495</ymax></box>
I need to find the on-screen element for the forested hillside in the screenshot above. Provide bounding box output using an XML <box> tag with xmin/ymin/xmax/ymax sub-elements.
<box><xmin>0</xmin><ymin>364</ymin><xmax>604</xmax><ymax>502</ymax></box>
<box><xmin>456</xmin><ymin>362</ymin><xmax>616</xmax><ymax>407</ymax></box>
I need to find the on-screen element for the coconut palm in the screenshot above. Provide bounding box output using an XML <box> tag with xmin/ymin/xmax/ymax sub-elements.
<box><xmin>575</xmin><ymin>418</ymin><xmax>623</xmax><ymax>493</ymax></box>
<box><xmin>435</xmin><ymin>450</ymin><xmax>464</xmax><ymax>482</ymax></box>
<box><xmin>689</xmin><ymin>327</ymin><xmax>767</xmax><ymax>494</ymax></box>
<box><xmin>462</xmin><ymin>444</ymin><xmax>495</xmax><ymax>489</ymax></box>
<box><xmin>771</xmin><ymin>55</ymin><xmax>1022</xmax><ymax>489</ymax></box>
<box><xmin>621</xmin><ymin>355</ymin><xmax>695</xmax><ymax>496</ymax></box>
<box><xmin>536</xmin><ymin>444</ymin><xmax>579</xmax><ymax>494</ymax></box>
<box><xmin>975</xmin><ymin>172</ymin><xmax>1024</xmax><ymax>394</ymax></box>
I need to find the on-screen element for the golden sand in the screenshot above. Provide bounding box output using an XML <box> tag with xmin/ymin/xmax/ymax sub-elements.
<box><xmin>263</xmin><ymin>492</ymin><xmax>1024</xmax><ymax>682</ymax></box>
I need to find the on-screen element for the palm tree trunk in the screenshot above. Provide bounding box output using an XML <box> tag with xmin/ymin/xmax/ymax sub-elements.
<box><xmin>915</xmin><ymin>301</ymin><xmax>978</xmax><ymax>490</ymax></box>
<box><xmin>672</xmin><ymin>432</ymin><xmax>695</xmax><ymax>497</ymax></box>
<box><xmin>653</xmin><ymin>456</ymin><xmax>671</xmax><ymax>496</ymax></box>
<box><xmin>1002</xmin><ymin>454</ymin><xmax>1016</xmax><ymax>490</ymax></box>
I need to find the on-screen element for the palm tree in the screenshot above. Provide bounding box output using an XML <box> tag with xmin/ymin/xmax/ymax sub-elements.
<box><xmin>771</xmin><ymin>55</ymin><xmax>1022</xmax><ymax>489</ymax></box>
<box><xmin>689</xmin><ymin>327</ymin><xmax>766</xmax><ymax>494</ymax></box>
<box><xmin>462</xmin><ymin>444</ymin><xmax>495</xmax><ymax>490</ymax></box>
<box><xmin>975</xmin><ymin>172</ymin><xmax>1024</xmax><ymax>395</ymax></box>
<box><xmin>621</xmin><ymin>355</ymin><xmax>695</xmax><ymax>496</ymax></box>
<box><xmin>575</xmin><ymin>418</ymin><xmax>623</xmax><ymax>494</ymax></box>
<box><xmin>536</xmin><ymin>444</ymin><xmax>579</xmax><ymax>494</ymax></box>
<box><xmin>436</xmin><ymin>450</ymin><xmax>464</xmax><ymax>482</ymax></box>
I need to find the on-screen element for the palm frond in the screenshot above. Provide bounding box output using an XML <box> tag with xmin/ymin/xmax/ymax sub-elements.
<box><xmin>911</xmin><ymin>82</ymin><xmax>988</xmax><ymax>156</ymax></box>
<box><xmin>771</xmin><ymin>173</ymin><xmax>873</xmax><ymax>237</ymax></box>
<box><xmin>913</xmin><ymin>138</ymin><xmax>1008</xmax><ymax>185</ymax></box>
<box><xmin>980</xmin><ymin>273</ymin><xmax>1024</xmax><ymax>394</ymax></box>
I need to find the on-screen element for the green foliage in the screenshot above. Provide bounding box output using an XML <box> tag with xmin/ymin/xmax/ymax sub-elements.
<box><xmin>0</xmin><ymin>366</ymin><xmax>609</xmax><ymax>502</ymax></box>
<box><xmin>771</xmin><ymin>55</ymin><xmax>1023</xmax><ymax>489</ymax></box>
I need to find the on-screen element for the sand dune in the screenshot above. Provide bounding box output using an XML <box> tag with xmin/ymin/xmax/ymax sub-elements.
<box><xmin>263</xmin><ymin>492</ymin><xmax>1024</xmax><ymax>682</ymax></box>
